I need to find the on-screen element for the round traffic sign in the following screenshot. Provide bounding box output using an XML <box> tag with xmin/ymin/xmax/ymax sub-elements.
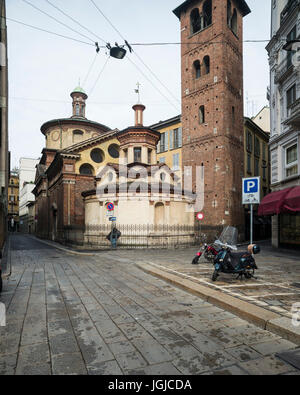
<box><xmin>197</xmin><ymin>212</ymin><xmax>204</xmax><ymax>221</ymax></box>
<box><xmin>106</xmin><ymin>202</ymin><xmax>115</xmax><ymax>212</ymax></box>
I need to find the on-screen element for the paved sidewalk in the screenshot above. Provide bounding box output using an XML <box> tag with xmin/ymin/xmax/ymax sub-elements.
<box><xmin>112</xmin><ymin>246</ymin><xmax>300</xmax><ymax>321</ymax></box>
<box><xmin>0</xmin><ymin>235</ymin><xmax>299</xmax><ymax>375</ymax></box>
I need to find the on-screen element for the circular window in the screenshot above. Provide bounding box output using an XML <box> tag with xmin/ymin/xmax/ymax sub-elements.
<box><xmin>108</xmin><ymin>144</ymin><xmax>120</xmax><ymax>159</ymax></box>
<box><xmin>79</xmin><ymin>164</ymin><xmax>94</xmax><ymax>175</ymax></box>
<box><xmin>90</xmin><ymin>148</ymin><xmax>104</xmax><ymax>163</ymax></box>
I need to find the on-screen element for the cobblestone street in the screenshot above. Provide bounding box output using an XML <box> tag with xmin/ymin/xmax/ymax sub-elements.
<box><xmin>0</xmin><ymin>234</ymin><xmax>299</xmax><ymax>375</ymax></box>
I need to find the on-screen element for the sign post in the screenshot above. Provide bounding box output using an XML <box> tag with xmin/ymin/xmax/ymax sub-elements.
<box><xmin>196</xmin><ymin>212</ymin><xmax>204</xmax><ymax>241</ymax></box>
<box><xmin>242</xmin><ymin>177</ymin><xmax>260</xmax><ymax>244</ymax></box>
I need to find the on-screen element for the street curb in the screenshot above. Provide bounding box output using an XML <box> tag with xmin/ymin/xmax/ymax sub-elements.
<box><xmin>29</xmin><ymin>236</ymin><xmax>95</xmax><ymax>256</ymax></box>
<box><xmin>136</xmin><ymin>262</ymin><xmax>300</xmax><ymax>346</ymax></box>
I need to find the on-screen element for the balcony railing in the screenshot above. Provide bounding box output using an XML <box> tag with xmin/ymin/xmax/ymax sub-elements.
<box><xmin>281</xmin><ymin>0</ymin><xmax>300</xmax><ymax>24</ymax></box>
<box><xmin>274</xmin><ymin>56</ymin><xmax>294</xmax><ymax>83</ymax></box>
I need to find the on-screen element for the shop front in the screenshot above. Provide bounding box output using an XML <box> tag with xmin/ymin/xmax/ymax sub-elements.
<box><xmin>258</xmin><ymin>186</ymin><xmax>300</xmax><ymax>249</ymax></box>
<box><xmin>280</xmin><ymin>213</ymin><xmax>300</xmax><ymax>247</ymax></box>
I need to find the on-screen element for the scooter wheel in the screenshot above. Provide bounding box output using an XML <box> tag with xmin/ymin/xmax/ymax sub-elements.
<box><xmin>191</xmin><ymin>256</ymin><xmax>200</xmax><ymax>265</ymax></box>
<box><xmin>212</xmin><ymin>270</ymin><xmax>219</xmax><ymax>282</ymax></box>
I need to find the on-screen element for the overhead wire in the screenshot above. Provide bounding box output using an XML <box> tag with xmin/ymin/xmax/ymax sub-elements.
<box><xmin>21</xmin><ymin>0</ymin><xmax>111</xmax><ymax>95</ymax></box>
<box><xmin>44</xmin><ymin>0</ymin><xmax>107</xmax><ymax>45</ymax></box>
<box><xmin>133</xmin><ymin>52</ymin><xmax>181</xmax><ymax>105</ymax></box>
<box><xmin>4</xmin><ymin>16</ymin><xmax>95</xmax><ymax>47</ymax></box>
<box><xmin>89</xmin><ymin>0</ymin><xmax>125</xmax><ymax>42</ymax></box>
<box><xmin>88</xmin><ymin>0</ymin><xmax>180</xmax><ymax>110</ymax></box>
<box><xmin>21</xmin><ymin>0</ymin><xmax>96</xmax><ymax>44</ymax></box>
<box><xmin>10</xmin><ymin>96</ymin><xmax>174</xmax><ymax>106</ymax></box>
<box><xmin>89</xmin><ymin>56</ymin><xmax>111</xmax><ymax>96</ymax></box>
<box><xmin>82</xmin><ymin>53</ymin><xmax>99</xmax><ymax>88</ymax></box>
<box><xmin>4</xmin><ymin>16</ymin><xmax>274</xmax><ymax>49</ymax></box>
<box><xmin>126</xmin><ymin>56</ymin><xmax>180</xmax><ymax>113</ymax></box>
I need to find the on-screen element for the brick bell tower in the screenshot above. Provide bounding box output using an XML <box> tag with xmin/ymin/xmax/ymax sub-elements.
<box><xmin>173</xmin><ymin>0</ymin><xmax>251</xmax><ymax>236</ymax></box>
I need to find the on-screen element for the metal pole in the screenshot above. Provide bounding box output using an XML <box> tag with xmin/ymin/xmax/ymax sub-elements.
<box><xmin>250</xmin><ymin>204</ymin><xmax>253</xmax><ymax>244</ymax></box>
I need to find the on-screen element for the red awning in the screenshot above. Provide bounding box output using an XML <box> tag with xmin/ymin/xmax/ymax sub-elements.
<box><xmin>282</xmin><ymin>186</ymin><xmax>300</xmax><ymax>213</ymax></box>
<box><xmin>258</xmin><ymin>188</ymin><xmax>294</xmax><ymax>216</ymax></box>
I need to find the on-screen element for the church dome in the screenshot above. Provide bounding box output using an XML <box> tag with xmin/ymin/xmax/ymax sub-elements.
<box><xmin>72</xmin><ymin>86</ymin><xmax>87</xmax><ymax>95</ymax></box>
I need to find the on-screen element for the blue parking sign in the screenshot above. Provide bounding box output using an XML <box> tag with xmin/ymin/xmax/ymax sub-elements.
<box><xmin>242</xmin><ymin>177</ymin><xmax>260</xmax><ymax>204</ymax></box>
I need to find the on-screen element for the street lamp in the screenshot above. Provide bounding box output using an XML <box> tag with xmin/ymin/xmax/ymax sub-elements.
<box><xmin>106</xmin><ymin>41</ymin><xmax>132</xmax><ymax>59</ymax></box>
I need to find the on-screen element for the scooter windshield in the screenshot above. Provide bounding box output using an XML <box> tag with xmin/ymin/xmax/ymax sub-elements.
<box><xmin>215</xmin><ymin>226</ymin><xmax>238</xmax><ymax>250</ymax></box>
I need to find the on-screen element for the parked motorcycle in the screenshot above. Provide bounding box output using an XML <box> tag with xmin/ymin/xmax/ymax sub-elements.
<box><xmin>191</xmin><ymin>243</ymin><xmax>219</xmax><ymax>265</ymax></box>
<box><xmin>211</xmin><ymin>226</ymin><xmax>260</xmax><ymax>282</ymax></box>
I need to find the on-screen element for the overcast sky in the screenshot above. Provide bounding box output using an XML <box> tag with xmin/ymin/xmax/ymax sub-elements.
<box><xmin>6</xmin><ymin>0</ymin><xmax>271</xmax><ymax>169</ymax></box>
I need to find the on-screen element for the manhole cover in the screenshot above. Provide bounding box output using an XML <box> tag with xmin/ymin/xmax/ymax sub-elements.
<box><xmin>276</xmin><ymin>349</ymin><xmax>300</xmax><ymax>370</ymax></box>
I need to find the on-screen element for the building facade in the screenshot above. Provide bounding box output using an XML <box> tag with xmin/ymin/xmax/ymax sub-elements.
<box><xmin>261</xmin><ymin>0</ymin><xmax>300</xmax><ymax>248</ymax></box>
<box><xmin>33</xmin><ymin>86</ymin><xmax>120</xmax><ymax>244</ymax></box>
<box><xmin>19</xmin><ymin>158</ymin><xmax>39</xmax><ymax>233</ymax></box>
<box><xmin>82</xmin><ymin>105</ymin><xmax>195</xmax><ymax>248</ymax></box>
<box><xmin>173</xmin><ymin>0</ymin><xmax>251</xmax><ymax>239</ymax></box>
<box><xmin>244</xmin><ymin>117</ymin><xmax>271</xmax><ymax>240</ymax></box>
<box><xmin>7</xmin><ymin>170</ymin><xmax>19</xmax><ymax>231</ymax></box>
<box><xmin>0</xmin><ymin>0</ymin><xmax>8</xmax><ymax>251</ymax></box>
<box><xmin>151</xmin><ymin>113</ymin><xmax>271</xmax><ymax>241</ymax></box>
<box><xmin>151</xmin><ymin>115</ymin><xmax>183</xmax><ymax>180</ymax></box>
<box><xmin>252</xmin><ymin>106</ymin><xmax>271</xmax><ymax>134</ymax></box>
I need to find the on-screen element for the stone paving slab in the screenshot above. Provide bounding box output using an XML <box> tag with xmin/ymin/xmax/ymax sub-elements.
<box><xmin>0</xmin><ymin>234</ymin><xmax>299</xmax><ymax>375</ymax></box>
<box><xmin>110</xmin><ymin>247</ymin><xmax>300</xmax><ymax>320</ymax></box>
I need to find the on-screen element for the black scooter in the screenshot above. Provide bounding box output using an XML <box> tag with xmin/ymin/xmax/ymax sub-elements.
<box><xmin>211</xmin><ymin>227</ymin><xmax>260</xmax><ymax>282</ymax></box>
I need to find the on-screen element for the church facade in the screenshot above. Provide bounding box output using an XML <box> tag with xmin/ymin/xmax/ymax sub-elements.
<box><xmin>33</xmin><ymin>86</ymin><xmax>120</xmax><ymax>243</ymax></box>
<box><xmin>33</xmin><ymin>0</ymin><xmax>252</xmax><ymax>247</ymax></box>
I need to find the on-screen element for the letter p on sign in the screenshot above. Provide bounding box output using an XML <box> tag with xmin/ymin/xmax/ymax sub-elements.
<box><xmin>246</xmin><ymin>181</ymin><xmax>255</xmax><ymax>192</ymax></box>
<box><xmin>0</xmin><ymin>302</ymin><xmax>6</xmax><ymax>327</ymax></box>
<box><xmin>246</xmin><ymin>180</ymin><xmax>258</xmax><ymax>193</ymax></box>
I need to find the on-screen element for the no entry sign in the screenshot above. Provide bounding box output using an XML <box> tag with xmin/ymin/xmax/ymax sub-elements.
<box><xmin>196</xmin><ymin>212</ymin><xmax>204</xmax><ymax>221</ymax></box>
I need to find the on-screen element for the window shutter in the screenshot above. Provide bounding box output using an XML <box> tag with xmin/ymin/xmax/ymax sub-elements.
<box><xmin>165</xmin><ymin>131</ymin><xmax>169</xmax><ymax>151</ymax></box>
<box><xmin>178</xmin><ymin>127</ymin><xmax>182</xmax><ymax>148</ymax></box>
<box><xmin>170</xmin><ymin>130</ymin><xmax>174</xmax><ymax>150</ymax></box>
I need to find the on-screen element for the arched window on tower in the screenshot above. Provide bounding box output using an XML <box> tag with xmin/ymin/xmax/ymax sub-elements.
<box><xmin>75</xmin><ymin>104</ymin><xmax>81</xmax><ymax>116</ymax></box>
<box><xmin>227</xmin><ymin>2</ymin><xmax>238</xmax><ymax>36</ymax></box>
<box><xmin>227</xmin><ymin>0</ymin><xmax>232</xmax><ymax>27</ymax></box>
<box><xmin>231</xmin><ymin>9</ymin><xmax>238</xmax><ymax>35</ymax></box>
<box><xmin>199</xmin><ymin>106</ymin><xmax>205</xmax><ymax>124</ymax></box>
<box><xmin>193</xmin><ymin>60</ymin><xmax>201</xmax><ymax>79</ymax></box>
<box><xmin>203</xmin><ymin>0</ymin><xmax>212</xmax><ymax>28</ymax></box>
<box><xmin>190</xmin><ymin>8</ymin><xmax>202</xmax><ymax>34</ymax></box>
<box><xmin>203</xmin><ymin>56</ymin><xmax>210</xmax><ymax>75</ymax></box>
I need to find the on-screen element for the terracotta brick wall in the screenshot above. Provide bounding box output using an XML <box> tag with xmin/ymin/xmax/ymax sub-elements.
<box><xmin>179</xmin><ymin>0</ymin><xmax>245</xmax><ymax>233</ymax></box>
